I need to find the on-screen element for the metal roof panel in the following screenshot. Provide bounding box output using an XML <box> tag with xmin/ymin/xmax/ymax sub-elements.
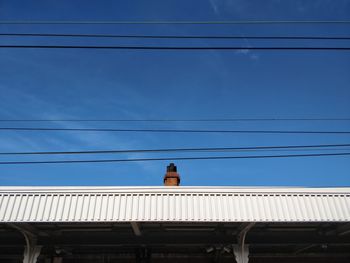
<box><xmin>0</xmin><ymin>187</ymin><xmax>349</xmax><ymax>222</ymax></box>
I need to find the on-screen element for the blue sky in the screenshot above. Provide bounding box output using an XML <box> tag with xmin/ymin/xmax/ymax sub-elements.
<box><xmin>0</xmin><ymin>0</ymin><xmax>349</xmax><ymax>186</ymax></box>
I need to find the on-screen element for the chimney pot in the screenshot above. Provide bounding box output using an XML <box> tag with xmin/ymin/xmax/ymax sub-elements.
<box><xmin>167</xmin><ymin>163</ymin><xmax>177</xmax><ymax>172</ymax></box>
<box><xmin>164</xmin><ymin>163</ymin><xmax>180</xmax><ymax>186</ymax></box>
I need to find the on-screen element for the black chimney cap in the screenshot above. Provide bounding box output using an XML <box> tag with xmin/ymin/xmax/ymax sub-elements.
<box><xmin>166</xmin><ymin>163</ymin><xmax>177</xmax><ymax>172</ymax></box>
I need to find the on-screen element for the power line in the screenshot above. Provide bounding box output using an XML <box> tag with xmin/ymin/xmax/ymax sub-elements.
<box><xmin>1</xmin><ymin>143</ymin><xmax>349</xmax><ymax>155</ymax></box>
<box><xmin>1</xmin><ymin>127</ymin><xmax>350</xmax><ymax>134</ymax></box>
<box><xmin>0</xmin><ymin>118</ymin><xmax>350</xmax><ymax>122</ymax></box>
<box><xmin>0</xmin><ymin>152</ymin><xmax>349</xmax><ymax>165</ymax></box>
<box><xmin>1</xmin><ymin>33</ymin><xmax>350</xmax><ymax>40</ymax></box>
<box><xmin>1</xmin><ymin>20</ymin><xmax>350</xmax><ymax>25</ymax></box>
<box><xmin>0</xmin><ymin>45</ymin><xmax>349</xmax><ymax>50</ymax></box>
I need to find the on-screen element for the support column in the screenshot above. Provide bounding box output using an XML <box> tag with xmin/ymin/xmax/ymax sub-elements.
<box><xmin>8</xmin><ymin>223</ymin><xmax>42</xmax><ymax>263</ymax></box>
<box><xmin>131</xmin><ymin>222</ymin><xmax>142</xmax><ymax>236</ymax></box>
<box><xmin>233</xmin><ymin>223</ymin><xmax>255</xmax><ymax>263</ymax></box>
<box><xmin>22</xmin><ymin>232</ymin><xmax>42</xmax><ymax>263</ymax></box>
<box><xmin>233</xmin><ymin>245</ymin><xmax>249</xmax><ymax>263</ymax></box>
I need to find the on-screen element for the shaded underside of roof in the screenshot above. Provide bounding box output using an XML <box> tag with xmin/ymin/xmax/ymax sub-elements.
<box><xmin>0</xmin><ymin>186</ymin><xmax>349</xmax><ymax>223</ymax></box>
<box><xmin>1</xmin><ymin>221</ymin><xmax>350</xmax><ymax>262</ymax></box>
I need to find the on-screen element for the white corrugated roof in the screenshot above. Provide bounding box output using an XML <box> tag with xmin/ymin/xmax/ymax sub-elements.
<box><xmin>0</xmin><ymin>186</ymin><xmax>349</xmax><ymax>223</ymax></box>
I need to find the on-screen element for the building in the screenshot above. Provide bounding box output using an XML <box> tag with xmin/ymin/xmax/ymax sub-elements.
<box><xmin>0</xmin><ymin>164</ymin><xmax>349</xmax><ymax>263</ymax></box>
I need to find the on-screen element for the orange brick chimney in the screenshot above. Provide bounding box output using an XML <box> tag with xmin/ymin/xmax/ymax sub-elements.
<box><xmin>164</xmin><ymin>163</ymin><xmax>180</xmax><ymax>186</ymax></box>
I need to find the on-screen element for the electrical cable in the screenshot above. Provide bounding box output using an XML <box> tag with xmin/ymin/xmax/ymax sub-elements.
<box><xmin>0</xmin><ymin>143</ymin><xmax>349</xmax><ymax>155</ymax></box>
<box><xmin>1</xmin><ymin>118</ymin><xmax>350</xmax><ymax>122</ymax></box>
<box><xmin>0</xmin><ymin>152</ymin><xmax>349</xmax><ymax>165</ymax></box>
<box><xmin>1</xmin><ymin>127</ymin><xmax>350</xmax><ymax>134</ymax></box>
<box><xmin>0</xmin><ymin>118</ymin><xmax>349</xmax><ymax>122</ymax></box>
<box><xmin>0</xmin><ymin>45</ymin><xmax>349</xmax><ymax>50</ymax></box>
<box><xmin>1</xmin><ymin>20</ymin><xmax>350</xmax><ymax>25</ymax></box>
<box><xmin>1</xmin><ymin>33</ymin><xmax>350</xmax><ymax>40</ymax></box>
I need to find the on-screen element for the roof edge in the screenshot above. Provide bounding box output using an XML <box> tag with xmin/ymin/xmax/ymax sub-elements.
<box><xmin>0</xmin><ymin>186</ymin><xmax>349</xmax><ymax>194</ymax></box>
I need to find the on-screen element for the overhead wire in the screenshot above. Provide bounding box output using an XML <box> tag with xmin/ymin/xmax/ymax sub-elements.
<box><xmin>0</xmin><ymin>152</ymin><xmax>349</xmax><ymax>165</ymax></box>
<box><xmin>0</xmin><ymin>45</ymin><xmax>349</xmax><ymax>50</ymax></box>
<box><xmin>0</xmin><ymin>118</ymin><xmax>349</xmax><ymax>122</ymax></box>
<box><xmin>0</xmin><ymin>127</ymin><xmax>350</xmax><ymax>134</ymax></box>
<box><xmin>0</xmin><ymin>143</ymin><xmax>349</xmax><ymax>155</ymax></box>
<box><xmin>1</xmin><ymin>20</ymin><xmax>350</xmax><ymax>25</ymax></box>
<box><xmin>1</xmin><ymin>33</ymin><xmax>350</xmax><ymax>40</ymax></box>
<box><xmin>1</xmin><ymin>21</ymin><xmax>349</xmax><ymax>166</ymax></box>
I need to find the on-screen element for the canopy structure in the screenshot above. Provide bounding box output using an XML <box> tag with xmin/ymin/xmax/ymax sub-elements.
<box><xmin>0</xmin><ymin>186</ymin><xmax>350</xmax><ymax>263</ymax></box>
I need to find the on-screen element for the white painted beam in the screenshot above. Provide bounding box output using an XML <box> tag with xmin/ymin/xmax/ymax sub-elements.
<box><xmin>131</xmin><ymin>222</ymin><xmax>142</xmax><ymax>236</ymax></box>
<box><xmin>233</xmin><ymin>223</ymin><xmax>255</xmax><ymax>263</ymax></box>
<box><xmin>8</xmin><ymin>223</ymin><xmax>42</xmax><ymax>263</ymax></box>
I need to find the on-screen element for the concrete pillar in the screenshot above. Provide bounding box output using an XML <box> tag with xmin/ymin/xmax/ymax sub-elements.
<box><xmin>233</xmin><ymin>245</ymin><xmax>249</xmax><ymax>263</ymax></box>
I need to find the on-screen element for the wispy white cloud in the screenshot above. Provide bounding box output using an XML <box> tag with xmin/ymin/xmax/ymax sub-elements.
<box><xmin>0</xmin><ymin>85</ymin><xmax>160</xmax><ymax>174</ymax></box>
<box><xmin>250</xmin><ymin>54</ymin><xmax>259</xmax><ymax>61</ymax></box>
<box><xmin>209</xmin><ymin>0</ymin><xmax>220</xmax><ymax>14</ymax></box>
<box><xmin>236</xmin><ymin>49</ymin><xmax>250</xmax><ymax>55</ymax></box>
<box><xmin>235</xmin><ymin>49</ymin><xmax>260</xmax><ymax>61</ymax></box>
